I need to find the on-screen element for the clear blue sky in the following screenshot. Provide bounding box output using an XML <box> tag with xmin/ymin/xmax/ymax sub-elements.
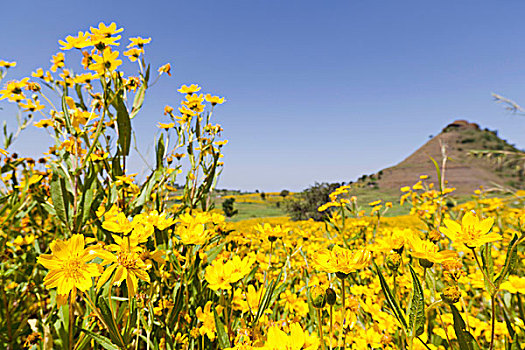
<box><xmin>2</xmin><ymin>0</ymin><xmax>525</xmax><ymax>192</ymax></box>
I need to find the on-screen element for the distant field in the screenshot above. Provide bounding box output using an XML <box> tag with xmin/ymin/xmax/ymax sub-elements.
<box><xmin>212</xmin><ymin>186</ymin><xmax>481</xmax><ymax>221</ymax></box>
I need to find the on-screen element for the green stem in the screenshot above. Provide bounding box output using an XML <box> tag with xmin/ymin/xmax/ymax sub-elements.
<box><xmin>68</xmin><ymin>293</ymin><xmax>74</xmax><ymax>350</ymax></box>
<box><xmin>329</xmin><ymin>305</ymin><xmax>333</xmax><ymax>350</ymax></box>
<box><xmin>317</xmin><ymin>308</ymin><xmax>326</xmax><ymax>350</ymax></box>
<box><xmin>489</xmin><ymin>294</ymin><xmax>496</xmax><ymax>350</ymax></box>
<box><xmin>341</xmin><ymin>278</ymin><xmax>345</xmax><ymax>350</ymax></box>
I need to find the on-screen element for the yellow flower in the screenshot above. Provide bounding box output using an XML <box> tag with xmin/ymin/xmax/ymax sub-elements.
<box><xmin>255</xmin><ymin>223</ymin><xmax>288</xmax><ymax>242</ymax></box>
<box><xmin>89</xmin><ymin>48</ymin><xmax>122</xmax><ymax>76</ymax></box>
<box><xmin>158</xmin><ymin>63</ymin><xmax>171</xmax><ymax>76</ymax></box>
<box><xmin>205</xmin><ymin>259</ymin><xmax>234</xmax><ymax>290</ymax></box>
<box><xmin>0</xmin><ymin>60</ymin><xmax>16</xmax><ymax>68</ymax></box>
<box><xmin>229</xmin><ymin>255</ymin><xmax>255</xmax><ymax>283</ymax></box>
<box><xmin>312</xmin><ymin>245</ymin><xmax>371</xmax><ymax>275</ymax></box>
<box><xmin>19</xmin><ymin>99</ymin><xmax>45</xmax><ymax>113</ymax></box>
<box><xmin>440</xmin><ymin>211</ymin><xmax>498</xmax><ymax>249</ymax></box>
<box><xmin>127</xmin><ymin>36</ymin><xmax>151</xmax><ymax>48</ymax></box>
<box><xmin>157</xmin><ymin>122</ymin><xmax>175</xmax><ymax>129</ymax></box>
<box><xmin>500</xmin><ymin>275</ymin><xmax>525</xmax><ymax>294</ymax></box>
<box><xmin>95</xmin><ymin>236</ymin><xmax>151</xmax><ymax>297</ymax></box>
<box><xmin>59</xmin><ymin>31</ymin><xmax>91</xmax><ymax>50</ymax></box>
<box><xmin>123</xmin><ymin>48</ymin><xmax>143</xmax><ymax>62</ymax></box>
<box><xmin>369</xmin><ymin>199</ymin><xmax>382</xmax><ymax>206</ymax></box>
<box><xmin>174</xmin><ymin>212</ymin><xmax>213</xmax><ymax>246</ymax></box>
<box><xmin>32</xmin><ymin>68</ymin><xmax>44</xmax><ymax>78</ymax></box>
<box><xmin>50</xmin><ymin>52</ymin><xmax>65</xmax><ymax>72</ymax></box>
<box><xmin>178</xmin><ymin>105</ymin><xmax>197</xmax><ymax>116</ymax></box>
<box><xmin>89</xmin><ymin>22</ymin><xmax>123</xmax><ymax>47</ymax></box>
<box><xmin>205</xmin><ymin>94</ymin><xmax>225</xmax><ymax>105</ymax></box>
<box><xmin>196</xmin><ymin>301</ymin><xmax>223</xmax><ymax>341</ymax></box>
<box><xmin>0</xmin><ymin>78</ymin><xmax>29</xmax><ymax>102</ymax></box>
<box><xmin>177</xmin><ymin>84</ymin><xmax>201</xmax><ymax>94</ymax></box>
<box><xmin>263</xmin><ymin>323</ymin><xmax>319</xmax><ymax>350</ymax></box>
<box><xmin>102</xmin><ymin>211</ymin><xmax>133</xmax><ymax>235</ymax></box>
<box><xmin>408</xmin><ymin>237</ymin><xmax>457</xmax><ymax>264</ymax></box>
<box><xmin>37</xmin><ymin>234</ymin><xmax>100</xmax><ymax>300</ymax></box>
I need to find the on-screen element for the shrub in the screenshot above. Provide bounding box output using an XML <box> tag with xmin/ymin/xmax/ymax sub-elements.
<box><xmin>222</xmin><ymin>197</ymin><xmax>238</xmax><ymax>217</ymax></box>
<box><xmin>284</xmin><ymin>182</ymin><xmax>342</xmax><ymax>221</ymax></box>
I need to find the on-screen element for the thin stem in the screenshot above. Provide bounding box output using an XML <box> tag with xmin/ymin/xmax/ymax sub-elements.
<box><xmin>329</xmin><ymin>305</ymin><xmax>333</xmax><ymax>350</ymax></box>
<box><xmin>340</xmin><ymin>278</ymin><xmax>345</xmax><ymax>350</ymax></box>
<box><xmin>489</xmin><ymin>294</ymin><xmax>496</xmax><ymax>350</ymax></box>
<box><xmin>317</xmin><ymin>308</ymin><xmax>326</xmax><ymax>350</ymax></box>
<box><xmin>68</xmin><ymin>293</ymin><xmax>74</xmax><ymax>350</ymax></box>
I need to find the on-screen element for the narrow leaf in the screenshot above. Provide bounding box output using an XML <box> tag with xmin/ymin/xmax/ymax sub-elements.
<box><xmin>50</xmin><ymin>174</ymin><xmax>69</xmax><ymax>225</ymax></box>
<box><xmin>114</xmin><ymin>93</ymin><xmax>131</xmax><ymax>156</ymax></box>
<box><xmin>97</xmin><ymin>297</ymin><xmax>126</xmax><ymax>348</ymax></box>
<box><xmin>408</xmin><ymin>265</ymin><xmax>425</xmax><ymax>337</ymax></box>
<box><xmin>213</xmin><ymin>307</ymin><xmax>231</xmax><ymax>348</ymax></box>
<box><xmin>80</xmin><ymin>329</ymin><xmax>120</xmax><ymax>350</ymax></box>
<box><xmin>450</xmin><ymin>304</ymin><xmax>480</xmax><ymax>350</ymax></box>
<box><xmin>375</xmin><ymin>263</ymin><xmax>407</xmax><ymax>330</ymax></box>
<box><xmin>495</xmin><ymin>234</ymin><xmax>520</xmax><ymax>288</ymax></box>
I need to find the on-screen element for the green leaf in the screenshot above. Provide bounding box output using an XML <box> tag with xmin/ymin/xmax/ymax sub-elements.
<box><xmin>97</xmin><ymin>297</ymin><xmax>126</xmax><ymax>348</ymax></box>
<box><xmin>253</xmin><ymin>267</ymin><xmax>285</xmax><ymax>326</ymax></box>
<box><xmin>206</xmin><ymin>242</ymin><xmax>226</xmax><ymax>264</ymax></box>
<box><xmin>80</xmin><ymin>329</ymin><xmax>121</xmax><ymax>350</ymax></box>
<box><xmin>74</xmin><ymin>84</ymin><xmax>88</xmax><ymax>110</ymax></box>
<box><xmin>130</xmin><ymin>83</ymin><xmax>146</xmax><ymax>119</ymax></box>
<box><xmin>156</xmin><ymin>134</ymin><xmax>165</xmax><ymax>170</ymax></box>
<box><xmin>114</xmin><ymin>93</ymin><xmax>131</xmax><ymax>156</ymax></box>
<box><xmin>481</xmin><ymin>244</ymin><xmax>495</xmax><ymax>295</ymax></box>
<box><xmin>50</xmin><ymin>174</ymin><xmax>69</xmax><ymax>226</ymax></box>
<box><xmin>450</xmin><ymin>304</ymin><xmax>480</xmax><ymax>350</ymax></box>
<box><xmin>130</xmin><ymin>169</ymin><xmax>162</xmax><ymax>212</ymax></box>
<box><xmin>213</xmin><ymin>307</ymin><xmax>231</xmax><ymax>348</ymax></box>
<box><xmin>495</xmin><ymin>234</ymin><xmax>520</xmax><ymax>288</ymax></box>
<box><xmin>124</xmin><ymin>299</ymin><xmax>137</xmax><ymax>344</ymax></box>
<box><xmin>375</xmin><ymin>263</ymin><xmax>407</xmax><ymax>330</ymax></box>
<box><xmin>408</xmin><ymin>265</ymin><xmax>425</xmax><ymax>337</ymax></box>
<box><xmin>61</xmin><ymin>95</ymin><xmax>73</xmax><ymax>134</ymax></box>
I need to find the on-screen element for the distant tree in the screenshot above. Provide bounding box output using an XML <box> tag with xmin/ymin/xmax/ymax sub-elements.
<box><xmin>260</xmin><ymin>192</ymin><xmax>266</xmax><ymax>200</ymax></box>
<box><xmin>222</xmin><ymin>198</ymin><xmax>238</xmax><ymax>217</ymax></box>
<box><xmin>279</xmin><ymin>189</ymin><xmax>290</xmax><ymax>198</ymax></box>
<box><xmin>284</xmin><ymin>182</ymin><xmax>342</xmax><ymax>221</ymax></box>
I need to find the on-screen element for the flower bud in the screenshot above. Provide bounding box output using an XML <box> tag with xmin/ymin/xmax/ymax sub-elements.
<box><xmin>386</xmin><ymin>252</ymin><xmax>401</xmax><ymax>272</ymax></box>
<box><xmin>441</xmin><ymin>286</ymin><xmax>461</xmax><ymax>304</ymax></box>
<box><xmin>309</xmin><ymin>285</ymin><xmax>326</xmax><ymax>309</ymax></box>
<box><xmin>419</xmin><ymin>258</ymin><xmax>434</xmax><ymax>269</ymax></box>
<box><xmin>336</xmin><ymin>272</ymin><xmax>349</xmax><ymax>280</ymax></box>
<box><xmin>325</xmin><ymin>287</ymin><xmax>337</xmax><ymax>306</ymax></box>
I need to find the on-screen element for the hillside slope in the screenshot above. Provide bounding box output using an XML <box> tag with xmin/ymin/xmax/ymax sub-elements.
<box><xmin>366</xmin><ymin>120</ymin><xmax>523</xmax><ymax>194</ymax></box>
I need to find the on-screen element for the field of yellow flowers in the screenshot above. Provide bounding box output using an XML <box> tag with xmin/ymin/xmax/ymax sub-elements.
<box><xmin>1</xmin><ymin>23</ymin><xmax>524</xmax><ymax>350</ymax></box>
